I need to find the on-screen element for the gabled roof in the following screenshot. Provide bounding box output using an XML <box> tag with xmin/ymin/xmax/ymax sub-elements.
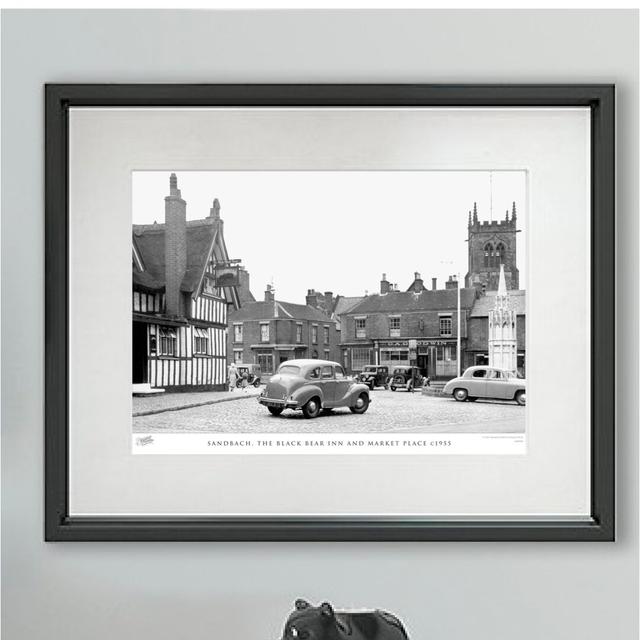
<box><xmin>345</xmin><ymin>288</ymin><xmax>478</xmax><ymax>315</ymax></box>
<box><xmin>333</xmin><ymin>295</ymin><xmax>366</xmax><ymax>317</ymax></box>
<box><xmin>229</xmin><ymin>300</ymin><xmax>336</xmax><ymax>323</ymax></box>
<box><xmin>132</xmin><ymin>219</ymin><xmax>233</xmax><ymax>300</ymax></box>
<box><xmin>470</xmin><ymin>290</ymin><xmax>527</xmax><ymax>317</ymax></box>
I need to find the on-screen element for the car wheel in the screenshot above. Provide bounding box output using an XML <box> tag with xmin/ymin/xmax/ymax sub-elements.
<box><xmin>453</xmin><ymin>388</ymin><xmax>468</xmax><ymax>402</ymax></box>
<box><xmin>253</xmin><ymin>379</ymin><xmax>261</xmax><ymax>387</ymax></box>
<box><xmin>390</xmin><ymin>386</ymin><xmax>396</xmax><ymax>392</ymax></box>
<box><xmin>350</xmin><ymin>392</ymin><xmax>370</xmax><ymax>414</ymax></box>
<box><xmin>267</xmin><ymin>406</ymin><xmax>283</xmax><ymax>416</ymax></box>
<box><xmin>515</xmin><ymin>391</ymin><xmax>526</xmax><ymax>406</ymax></box>
<box><xmin>302</xmin><ymin>397</ymin><xmax>321</xmax><ymax>419</ymax></box>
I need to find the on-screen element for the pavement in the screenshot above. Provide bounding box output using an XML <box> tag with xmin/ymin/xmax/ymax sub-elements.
<box><xmin>133</xmin><ymin>387</ymin><xmax>525</xmax><ymax>434</ymax></box>
<box><xmin>132</xmin><ymin>387</ymin><xmax>262</xmax><ymax>416</ymax></box>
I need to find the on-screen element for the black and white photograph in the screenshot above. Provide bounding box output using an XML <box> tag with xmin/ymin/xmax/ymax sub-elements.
<box><xmin>131</xmin><ymin>169</ymin><xmax>527</xmax><ymax>454</ymax></box>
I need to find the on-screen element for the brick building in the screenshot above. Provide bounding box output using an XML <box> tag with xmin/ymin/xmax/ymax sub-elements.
<box><xmin>227</xmin><ymin>285</ymin><xmax>340</xmax><ymax>375</ymax></box>
<box><xmin>340</xmin><ymin>273</ymin><xmax>478</xmax><ymax>378</ymax></box>
<box><xmin>339</xmin><ymin>201</ymin><xmax>527</xmax><ymax>379</ymax></box>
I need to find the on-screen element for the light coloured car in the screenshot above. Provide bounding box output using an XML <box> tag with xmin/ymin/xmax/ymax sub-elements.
<box><xmin>258</xmin><ymin>359</ymin><xmax>371</xmax><ymax>418</ymax></box>
<box><xmin>442</xmin><ymin>366</ymin><xmax>526</xmax><ymax>405</ymax></box>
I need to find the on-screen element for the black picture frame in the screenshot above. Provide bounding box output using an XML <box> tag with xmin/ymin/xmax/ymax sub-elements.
<box><xmin>45</xmin><ymin>84</ymin><xmax>615</xmax><ymax>542</ymax></box>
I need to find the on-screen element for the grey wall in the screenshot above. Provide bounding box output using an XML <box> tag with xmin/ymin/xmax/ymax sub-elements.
<box><xmin>2</xmin><ymin>9</ymin><xmax>637</xmax><ymax>640</ymax></box>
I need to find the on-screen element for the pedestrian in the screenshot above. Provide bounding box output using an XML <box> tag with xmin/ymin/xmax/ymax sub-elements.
<box><xmin>228</xmin><ymin>363</ymin><xmax>238</xmax><ymax>392</ymax></box>
<box><xmin>241</xmin><ymin>369</ymin><xmax>249</xmax><ymax>392</ymax></box>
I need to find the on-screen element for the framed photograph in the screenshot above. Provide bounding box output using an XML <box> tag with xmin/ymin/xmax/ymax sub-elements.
<box><xmin>45</xmin><ymin>84</ymin><xmax>614</xmax><ymax>541</ymax></box>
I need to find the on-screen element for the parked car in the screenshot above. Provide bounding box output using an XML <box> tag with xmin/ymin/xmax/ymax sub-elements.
<box><xmin>258</xmin><ymin>359</ymin><xmax>371</xmax><ymax>418</ymax></box>
<box><xmin>442</xmin><ymin>366</ymin><xmax>526</xmax><ymax>405</ymax></box>
<box><xmin>389</xmin><ymin>366</ymin><xmax>424</xmax><ymax>392</ymax></box>
<box><xmin>235</xmin><ymin>363</ymin><xmax>262</xmax><ymax>388</ymax></box>
<box><xmin>357</xmin><ymin>365</ymin><xmax>390</xmax><ymax>390</ymax></box>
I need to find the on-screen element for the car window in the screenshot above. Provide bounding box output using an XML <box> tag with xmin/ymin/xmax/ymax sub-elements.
<box><xmin>487</xmin><ymin>370</ymin><xmax>502</xmax><ymax>379</ymax></box>
<box><xmin>321</xmin><ymin>365</ymin><xmax>334</xmax><ymax>379</ymax></box>
<box><xmin>472</xmin><ymin>369</ymin><xmax>486</xmax><ymax>378</ymax></box>
<box><xmin>308</xmin><ymin>367</ymin><xmax>321</xmax><ymax>379</ymax></box>
<box><xmin>334</xmin><ymin>365</ymin><xmax>346</xmax><ymax>379</ymax></box>
<box><xmin>278</xmin><ymin>365</ymin><xmax>300</xmax><ymax>376</ymax></box>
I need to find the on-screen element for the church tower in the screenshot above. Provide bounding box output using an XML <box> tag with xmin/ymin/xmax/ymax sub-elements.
<box><xmin>465</xmin><ymin>201</ymin><xmax>519</xmax><ymax>291</ymax></box>
<box><xmin>488</xmin><ymin>264</ymin><xmax>518</xmax><ymax>373</ymax></box>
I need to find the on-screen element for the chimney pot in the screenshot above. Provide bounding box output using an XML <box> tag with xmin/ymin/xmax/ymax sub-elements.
<box><xmin>432</xmin><ymin>277</ymin><xmax>437</xmax><ymax>290</ymax></box>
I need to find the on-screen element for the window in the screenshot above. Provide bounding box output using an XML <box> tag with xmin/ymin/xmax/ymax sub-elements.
<box><xmin>308</xmin><ymin>366</ymin><xmax>321</xmax><ymax>379</ymax></box>
<box><xmin>496</xmin><ymin>242</ymin><xmax>506</xmax><ymax>264</ymax></box>
<box><xmin>233</xmin><ymin>349</ymin><xmax>243</xmax><ymax>364</ymax></box>
<box><xmin>440</xmin><ymin>316</ymin><xmax>452</xmax><ymax>337</ymax></box>
<box><xmin>193</xmin><ymin>327</ymin><xmax>209</xmax><ymax>355</ymax></box>
<box><xmin>324</xmin><ymin>349</ymin><xmax>330</xmax><ymax>360</ymax></box>
<box><xmin>256</xmin><ymin>352</ymin><xmax>273</xmax><ymax>373</ymax></box>
<box><xmin>158</xmin><ymin>326</ymin><xmax>177</xmax><ymax>356</ymax></box>
<box><xmin>233</xmin><ymin>323</ymin><xmax>243</xmax><ymax>342</ymax></box>
<box><xmin>334</xmin><ymin>365</ymin><xmax>346</xmax><ymax>379</ymax></box>
<box><xmin>296</xmin><ymin>323</ymin><xmax>302</xmax><ymax>343</ymax></box>
<box><xmin>323</xmin><ymin>325</ymin><xmax>330</xmax><ymax>344</ymax></box>
<box><xmin>483</xmin><ymin>243</ymin><xmax>493</xmax><ymax>267</ymax></box>
<box><xmin>472</xmin><ymin>368</ymin><xmax>487</xmax><ymax>378</ymax></box>
<box><xmin>435</xmin><ymin>345</ymin><xmax>457</xmax><ymax>362</ymax></box>
<box><xmin>311</xmin><ymin>325</ymin><xmax>318</xmax><ymax>344</ymax></box>
<box><xmin>487</xmin><ymin>369</ymin><xmax>502</xmax><ymax>379</ymax></box>
<box><xmin>389</xmin><ymin>316</ymin><xmax>401</xmax><ymax>338</ymax></box>
<box><xmin>355</xmin><ymin>317</ymin><xmax>366</xmax><ymax>339</ymax></box>
<box><xmin>351</xmin><ymin>347</ymin><xmax>371</xmax><ymax>371</ymax></box>
<box><xmin>380</xmin><ymin>349</ymin><xmax>409</xmax><ymax>362</ymax></box>
<box><xmin>278</xmin><ymin>364</ymin><xmax>301</xmax><ymax>376</ymax></box>
<box><xmin>260</xmin><ymin>323</ymin><xmax>269</xmax><ymax>342</ymax></box>
<box><xmin>321</xmin><ymin>365</ymin><xmax>333</xmax><ymax>379</ymax></box>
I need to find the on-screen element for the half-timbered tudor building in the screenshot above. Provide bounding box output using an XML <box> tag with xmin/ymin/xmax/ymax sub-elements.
<box><xmin>132</xmin><ymin>174</ymin><xmax>241</xmax><ymax>391</ymax></box>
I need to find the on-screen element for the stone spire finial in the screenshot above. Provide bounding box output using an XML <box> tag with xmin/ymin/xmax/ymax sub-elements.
<box><xmin>209</xmin><ymin>198</ymin><xmax>221</xmax><ymax>219</ymax></box>
<box><xmin>511</xmin><ymin>201</ymin><xmax>517</xmax><ymax>222</ymax></box>
<box><xmin>505</xmin><ymin>208</ymin><xmax>510</xmax><ymax>222</ymax></box>
<box><xmin>473</xmin><ymin>201</ymin><xmax>478</xmax><ymax>224</ymax></box>
<box><xmin>497</xmin><ymin>263</ymin><xmax>508</xmax><ymax>297</ymax></box>
<box><xmin>468</xmin><ymin>210</ymin><xmax>472</xmax><ymax>227</ymax></box>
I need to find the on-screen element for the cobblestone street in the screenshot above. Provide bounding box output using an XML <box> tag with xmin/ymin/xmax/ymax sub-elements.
<box><xmin>133</xmin><ymin>388</ymin><xmax>525</xmax><ymax>434</ymax></box>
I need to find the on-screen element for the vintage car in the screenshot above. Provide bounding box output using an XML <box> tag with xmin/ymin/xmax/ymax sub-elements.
<box><xmin>258</xmin><ymin>359</ymin><xmax>371</xmax><ymax>418</ymax></box>
<box><xmin>442</xmin><ymin>365</ymin><xmax>526</xmax><ymax>405</ymax></box>
<box><xmin>389</xmin><ymin>366</ymin><xmax>424</xmax><ymax>392</ymax></box>
<box><xmin>357</xmin><ymin>365</ymin><xmax>389</xmax><ymax>390</ymax></box>
<box><xmin>235</xmin><ymin>363</ymin><xmax>262</xmax><ymax>387</ymax></box>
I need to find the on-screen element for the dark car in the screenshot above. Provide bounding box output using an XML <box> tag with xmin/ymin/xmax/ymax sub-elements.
<box><xmin>389</xmin><ymin>366</ymin><xmax>424</xmax><ymax>392</ymax></box>
<box><xmin>357</xmin><ymin>365</ymin><xmax>389</xmax><ymax>390</ymax></box>
<box><xmin>258</xmin><ymin>359</ymin><xmax>371</xmax><ymax>418</ymax></box>
<box><xmin>235</xmin><ymin>363</ymin><xmax>262</xmax><ymax>387</ymax></box>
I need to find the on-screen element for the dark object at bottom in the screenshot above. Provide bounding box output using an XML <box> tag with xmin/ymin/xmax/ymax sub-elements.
<box><xmin>282</xmin><ymin>599</ymin><xmax>409</xmax><ymax>640</ymax></box>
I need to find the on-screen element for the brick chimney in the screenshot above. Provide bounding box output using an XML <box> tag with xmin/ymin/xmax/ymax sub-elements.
<box><xmin>411</xmin><ymin>271</ymin><xmax>424</xmax><ymax>293</ymax></box>
<box><xmin>445</xmin><ymin>275</ymin><xmax>459</xmax><ymax>290</ymax></box>
<box><xmin>432</xmin><ymin>277</ymin><xmax>437</xmax><ymax>291</ymax></box>
<box><xmin>324</xmin><ymin>291</ymin><xmax>333</xmax><ymax>311</ymax></box>
<box><xmin>265</xmin><ymin>284</ymin><xmax>275</xmax><ymax>303</ymax></box>
<box><xmin>164</xmin><ymin>173</ymin><xmax>187</xmax><ymax>317</ymax></box>
<box><xmin>306</xmin><ymin>289</ymin><xmax>318</xmax><ymax>307</ymax></box>
<box><xmin>380</xmin><ymin>273</ymin><xmax>390</xmax><ymax>294</ymax></box>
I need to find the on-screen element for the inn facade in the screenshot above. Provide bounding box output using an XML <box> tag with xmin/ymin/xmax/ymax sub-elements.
<box><xmin>132</xmin><ymin>174</ymin><xmax>242</xmax><ymax>391</ymax></box>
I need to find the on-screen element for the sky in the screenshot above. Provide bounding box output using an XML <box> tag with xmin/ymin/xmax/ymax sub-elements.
<box><xmin>132</xmin><ymin>170</ymin><xmax>526</xmax><ymax>303</ymax></box>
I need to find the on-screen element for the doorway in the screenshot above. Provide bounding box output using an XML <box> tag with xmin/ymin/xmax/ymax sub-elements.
<box><xmin>132</xmin><ymin>322</ymin><xmax>148</xmax><ymax>383</ymax></box>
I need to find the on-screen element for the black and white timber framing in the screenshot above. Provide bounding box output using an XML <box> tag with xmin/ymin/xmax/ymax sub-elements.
<box><xmin>132</xmin><ymin>174</ymin><xmax>241</xmax><ymax>391</ymax></box>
